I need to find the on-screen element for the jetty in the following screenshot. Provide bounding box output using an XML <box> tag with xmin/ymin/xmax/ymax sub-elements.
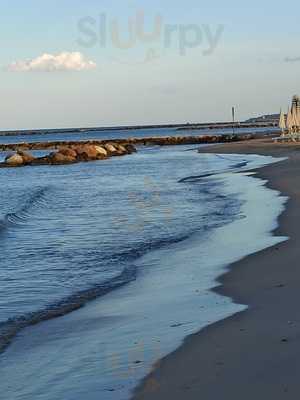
<box><xmin>0</xmin><ymin>122</ymin><xmax>277</xmax><ymax>138</ymax></box>
<box><xmin>0</xmin><ymin>132</ymin><xmax>273</xmax><ymax>152</ymax></box>
<box><xmin>0</xmin><ymin>132</ymin><xmax>277</xmax><ymax>168</ymax></box>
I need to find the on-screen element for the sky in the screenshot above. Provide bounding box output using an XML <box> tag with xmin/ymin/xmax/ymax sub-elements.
<box><xmin>0</xmin><ymin>0</ymin><xmax>300</xmax><ymax>130</ymax></box>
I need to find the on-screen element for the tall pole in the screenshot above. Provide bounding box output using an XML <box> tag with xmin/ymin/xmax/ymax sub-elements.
<box><xmin>232</xmin><ymin>106</ymin><xmax>235</xmax><ymax>135</ymax></box>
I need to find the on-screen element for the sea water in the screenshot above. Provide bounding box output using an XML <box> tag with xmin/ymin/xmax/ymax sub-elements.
<box><xmin>0</xmin><ymin>138</ymin><xmax>287</xmax><ymax>399</ymax></box>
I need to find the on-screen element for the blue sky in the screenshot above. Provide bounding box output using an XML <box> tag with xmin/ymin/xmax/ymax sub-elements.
<box><xmin>1</xmin><ymin>0</ymin><xmax>300</xmax><ymax>130</ymax></box>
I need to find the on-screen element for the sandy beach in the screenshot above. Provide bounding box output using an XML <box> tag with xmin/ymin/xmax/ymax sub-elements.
<box><xmin>133</xmin><ymin>137</ymin><xmax>300</xmax><ymax>399</ymax></box>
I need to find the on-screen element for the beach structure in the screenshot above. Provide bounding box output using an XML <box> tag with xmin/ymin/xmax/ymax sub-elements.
<box><xmin>292</xmin><ymin>95</ymin><xmax>300</xmax><ymax>115</ymax></box>
<box><xmin>278</xmin><ymin>95</ymin><xmax>300</xmax><ymax>141</ymax></box>
<box><xmin>279</xmin><ymin>109</ymin><xmax>286</xmax><ymax>134</ymax></box>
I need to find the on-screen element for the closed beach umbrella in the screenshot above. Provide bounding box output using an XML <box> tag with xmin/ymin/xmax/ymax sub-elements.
<box><xmin>297</xmin><ymin>106</ymin><xmax>300</xmax><ymax>132</ymax></box>
<box><xmin>279</xmin><ymin>109</ymin><xmax>286</xmax><ymax>133</ymax></box>
<box><xmin>286</xmin><ymin>107</ymin><xmax>293</xmax><ymax>132</ymax></box>
<box><xmin>292</xmin><ymin>106</ymin><xmax>299</xmax><ymax>131</ymax></box>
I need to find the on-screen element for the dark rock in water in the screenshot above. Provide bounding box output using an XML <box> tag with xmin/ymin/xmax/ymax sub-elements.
<box><xmin>124</xmin><ymin>144</ymin><xmax>137</xmax><ymax>154</ymax></box>
<box><xmin>5</xmin><ymin>153</ymin><xmax>24</xmax><ymax>166</ymax></box>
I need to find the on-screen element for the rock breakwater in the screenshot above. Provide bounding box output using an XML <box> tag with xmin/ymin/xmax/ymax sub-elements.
<box><xmin>0</xmin><ymin>133</ymin><xmax>255</xmax><ymax>154</ymax></box>
<box><xmin>1</xmin><ymin>143</ymin><xmax>136</xmax><ymax>168</ymax></box>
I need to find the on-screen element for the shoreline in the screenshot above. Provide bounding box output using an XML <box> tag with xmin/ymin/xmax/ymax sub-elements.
<box><xmin>133</xmin><ymin>138</ymin><xmax>300</xmax><ymax>399</ymax></box>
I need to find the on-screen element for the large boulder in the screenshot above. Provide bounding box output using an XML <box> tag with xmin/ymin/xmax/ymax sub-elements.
<box><xmin>5</xmin><ymin>153</ymin><xmax>24</xmax><ymax>166</ymax></box>
<box><xmin>75</xmin><ymin>145</ymin><xmax>99</xmax><ymax>161</ymax></box>
<box><xmin>116</xmin><ymin>144</ymin><xmax>128</xmax><ymax>154</ymax></box>
<box><xmin>58</xmin><ymin>147</ymin><xmax>77</xmax><ymax>158</ymax></box>
<box><xmin>17</xmin><ymin>151</ymin><xmax>35</xmax><ymax>164</ymax></box>
<box><xmin>49</xmin><ymin>152</ymin><xmax>77</xmax><ymax>165</ymax></box>
<box><xmin>104</xmin><ymin>143</ymin><xmax>118</xmax><ymax>155</ymax></box>
<box><xmin>94</xmin><ymin>146</ymin><xmax>108</xmax><ymax>158</ymax></box>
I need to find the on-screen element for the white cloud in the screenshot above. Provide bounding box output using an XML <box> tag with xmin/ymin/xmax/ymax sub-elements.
<box><xmin>8</xmin><ymin>52</ymin><xmax>97</xmax><ymax>72</ymax></box>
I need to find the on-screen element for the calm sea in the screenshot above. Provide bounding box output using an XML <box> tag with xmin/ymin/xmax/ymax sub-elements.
<box><xmin>0</xmin><ymin>126</ymin><xmax>286</xmax><ymax>400</ymax></box>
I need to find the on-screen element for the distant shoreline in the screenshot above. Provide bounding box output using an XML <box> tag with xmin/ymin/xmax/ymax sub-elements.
<box><xmin>0</xmin><ymin>122</ymin><xmax>277</xmax><ymax>137</ymax></box>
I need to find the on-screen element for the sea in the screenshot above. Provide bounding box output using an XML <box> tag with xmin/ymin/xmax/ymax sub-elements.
<box><xmin>0</xmin><ymin>126</ymin><xmax>287</xmax><ymax>400</ymax></box>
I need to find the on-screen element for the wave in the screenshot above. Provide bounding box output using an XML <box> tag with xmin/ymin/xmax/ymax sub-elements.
<box><xmin>0</xmin><ymin>230</ymin><xmax>195</xmax><ymax>353</ymax></box>
<box><xmin>0</xmin><ymin>214</ymin><xmax>234</xmax><ymax>355</ymax></box>
<box><xmin>0</xmin><ymin>265</ymin><xmax>136</xmax><ymax>353</ymax></box>
<box><xmin>178</xmin><ymin>160</ymin><xmax>249</xmax><ymax>183</ymax></box>
<box><xmin>0</xmin><ymin>186</ymin><xmax>50</xmax><ymax>229</ymax></box>
<box><xmin>0</xmin><ymin>171</ymin><xmax>243</xmax><ymax>354</ymax></box>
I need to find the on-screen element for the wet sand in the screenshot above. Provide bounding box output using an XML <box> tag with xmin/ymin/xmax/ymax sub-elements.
<box><xmin>133</xmin><ymin>138</ymin><xmax>300</xmax><ymax>399</ymax></box>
